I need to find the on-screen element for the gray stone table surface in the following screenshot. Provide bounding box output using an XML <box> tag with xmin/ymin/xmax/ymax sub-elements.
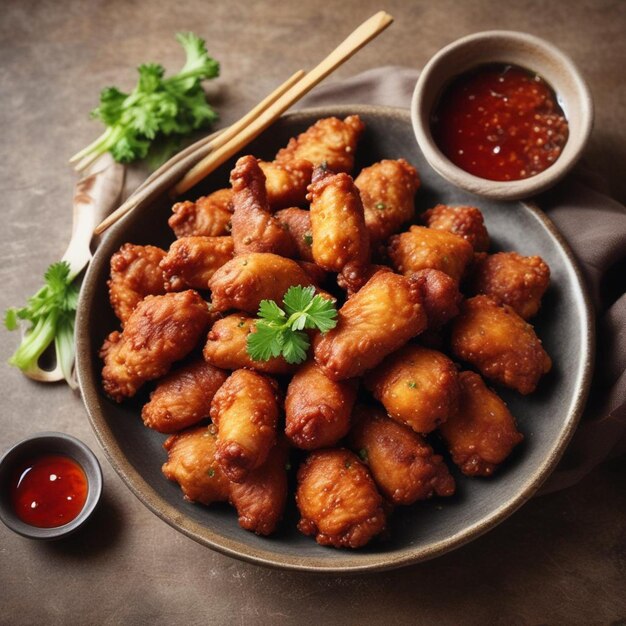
<box><xmin>1</xmin><ymin>1</ymin><xmax>625</xmax><ymax>624</ymax></box>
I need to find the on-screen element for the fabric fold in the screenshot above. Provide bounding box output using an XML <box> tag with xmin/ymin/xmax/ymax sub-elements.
<box><xmin>300</xmin><ymin>66</ymin><xmax>626</xmax><ymax>492</ymax></box>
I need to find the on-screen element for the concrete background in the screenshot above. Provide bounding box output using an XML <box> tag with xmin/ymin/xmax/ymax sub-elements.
<box><xmin>1</xmin><ymin>1</ymin><xmax>624</xmax><ymax>624</ymax></box>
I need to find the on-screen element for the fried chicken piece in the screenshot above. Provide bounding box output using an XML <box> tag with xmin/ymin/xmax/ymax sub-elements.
<box><xmin>470</xmin><ymin>251</ymin><xmax>550</xmax><ymax>319</ymax></box>
<box><xmin>276</xmin><ymin>115</ymin><xmax>365</xmax><ymax>174</ymax></box>
<box><xmin>229</xmin><ymin>156</ymin><xmax>297</xmax><ymax>258</ymax></box>
<box><xmin>355</xmin><ymin>159</ymin><xmax>421</xmax><ymax>243</ymax></box>
<box><xmin>349</xmin><ymin>405</ymin><xmax>455</xmax><ymax>504</ymax></box>
<box><xmin>440</xmin><ymin>371</ymin><xmax>524</xmax><ymax>476</ymax></box>
<box><xmin>275</xmin><ymin>207</ymin><xmax>314</xmax><ymax>262</ymax></box>
<box><xmin>100</xmin><ymin>290</ymin><xmax>211</xmax><ymax>402</ymax></box>
<box><xmin>203</xmin><ymin>314</ymin><xmax>295</xmax><ymax>375</ymax></box>
<box><xmin>142</xmin><ymin>360</ymin><xmax>228</xmax><ymax>433</ymax></box>
<box><xmin>208</xmin><ymin>252</ymin><xmax>320</xmax><ymax>314</ymax></box>
<box><xmin>451</xmin><ymin>295</ymin><xmax>551</xmax><ymax>394</ymax></box>
<box><xmin>258</xmin><ymin>158</ymin><xmax>313</xmax><ymax>210</ymax></box>
<box><xmin>314</xmin><ymin>271</ymin><xmax>428</xmax><ymax>381</ymax></box>
<box><xmin>296</xmin><ymin>261</ymin><xmax>328</xmax><ymax>286</ymax></box>
<box><xmin>168</xmin><ymin>189</ymin><xmax>234</xmax><ymax>238</ymax></box>
<box><xmin>307</xmin><ymin>166</ymin><xmax>370</xmax><ymax>290</ymax></box>
<box><xmin>210</xmin><ymin>369</ymin><xmax>279</xmax><ymax>483</ymax></box>
<box><xmin>365</xmin><ymin>345</ymin><xmax>459</xmax><ymax>434</ymax></box>
<box><xmin>422</xmin><ymin>204</ymin><xmax>490</xmax><ymax>252</ymax></box>
<box><xmin>160</xmin><ymin>236</ymin><xmax>234</xmax><ymax>291</ymax></box>
<box><xmin>285</xmin><ymin>360</ymin><xmax>357</xmax><ymax>450</ymax></box>
<box><xmin>108</xmin><ymin>243</ymin><xmax>167</xmax><ymax>325</ymax></box>
<box><xmin>296</xmin><ymin>449</ymin><xmax>386</xmax><ymax>549</ymax></box>
<box><xmin>388</xmin><ymin>225</ymin><xmax>474</xmax><ymax>282</ymax></box>
<box><xmin>411</xmin><ymin>268</ymin><xmax>462</xmax><ymax>329</ymax></box>
<box><xmin>336</xmin><ymin>263</ymin><xmax>392</xmax><ymax>295</ymax></box>
<box><xmin>229</xmin><ymin>439</ymin><xmax>289</xmax><ymax>535</ymax></box>
<box><xmin>162</xmin><ymin>425</ymin><xmax>230</xmax><ymax>505</ymax></box>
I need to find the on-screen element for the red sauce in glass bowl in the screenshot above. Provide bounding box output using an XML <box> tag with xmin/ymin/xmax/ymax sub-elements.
<box><xmin>10</xmin><ymin>454</ymin><xmax>88</xmax><ymax>528</ymax></box>
<box><xmin>431</xmin><ymin>64</ymin><xmax>569</xmax><ymax>182</ymax></box>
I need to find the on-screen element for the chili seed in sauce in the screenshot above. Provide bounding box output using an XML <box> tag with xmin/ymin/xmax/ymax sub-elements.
<box><xmin>10</xmin><ymin>454</ymin><xmax>88</xmax><ymax>528</ymax></box>
<box><xmin>431</xmin><ymin>64</ymin><xmax>569</xmax><ymax>181</ymax></box>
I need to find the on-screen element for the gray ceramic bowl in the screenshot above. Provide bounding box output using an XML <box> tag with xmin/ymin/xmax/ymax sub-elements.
<box><xmin>76</xmin><ymin>105</ymin><xmax>593</xmax><ymax>571</ymax></box>
<box><xmin>412</xmin><ymin>31</ymin><xmax>594</xmax><ymax>200</ymax></box>
<box><xmin>0</xmin><ymin>432</ymin><xmax>102</xmax><ymax>539</ymax></box>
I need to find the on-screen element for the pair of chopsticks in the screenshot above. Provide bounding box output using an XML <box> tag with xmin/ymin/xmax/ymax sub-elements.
<box><xmin>95</xmin><ymin>11</ymin><xmax>393</xmax><ymax>235</ymax></box>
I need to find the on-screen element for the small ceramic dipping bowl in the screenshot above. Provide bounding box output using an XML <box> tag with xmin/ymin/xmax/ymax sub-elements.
<box><xmin>411</xmin><ymin>30</ymin><xmax>593</xmax><ymax>200</ymax></box>
<box><xmin>0</xmin><ymin>432</ymin><xmax>102</xmax><ymax>540</ymax></box>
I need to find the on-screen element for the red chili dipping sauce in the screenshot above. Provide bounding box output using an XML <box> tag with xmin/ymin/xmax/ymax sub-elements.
<box><xmin>10</xmin><ymin>454</ymin><xmax>88</xmax><ymax>528</ymax></box>
<box><xmin>431</xmin><ymin>64</ymin><xmax>569</xmax><ymax>181</ymax></box>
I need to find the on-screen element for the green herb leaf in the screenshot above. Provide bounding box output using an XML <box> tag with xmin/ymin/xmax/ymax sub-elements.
<box><xmin>258</xmin><ymin>299</ymin><xmax>287</xmax><ymax>325</ymax></box>
<box><xmin>246</xmin><ymin>320</ymin><xmax>284</xmax><ymax>361</ymax></box>
<box><xmin>71</xmin><ymin>32</ymin><xmax>219</xmax><ymax>166</ymax></box>
<box><xmin>4</xmin><ymin>261</ymin><xmax>78</xmax><ymax>386</ymax></box>
<box><xmin>245</xmin><ymin>285</ymin><xmax>337</xmax><ymax>365</ymax></box>
<box><xmin>281</xmin><ymin>330</ymin><xmax>310</xmax><ymax>364</ymax></box>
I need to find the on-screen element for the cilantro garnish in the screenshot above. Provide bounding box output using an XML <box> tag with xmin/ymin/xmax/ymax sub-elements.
<box><xmin>70</xmin><ymin>32</ymin><xmax>219</xmax><ymax>167</ymax></box>
<box><xmin>246</xmin><ymin>285</ymin><xmax>337</xmax><ymax>365</ymax></box>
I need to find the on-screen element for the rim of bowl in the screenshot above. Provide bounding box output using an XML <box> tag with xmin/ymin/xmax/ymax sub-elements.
<box><xmin>0</xmin><ymin>431</ymin><xmax>103</xmax><ymax>540</ymax></box>
<box><xmin>76</xmin><ymin>105</ymin><xmax>594</xmax><ymax>572</ymax></box>
<box><xmin>411</xmin><ymin>30</ymin><xmax>594</xmax><ymax>200</ymax></box>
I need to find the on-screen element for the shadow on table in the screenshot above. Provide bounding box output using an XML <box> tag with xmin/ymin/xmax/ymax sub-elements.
<box><xmin>41</xmin><ymin>490</ymin><xmax>124</xmax><ymax>559</ymax></box>
<box><xmin>230</xmin><ymin>458</ymin><xmax>625</xmax><ymax>623</ymax></box>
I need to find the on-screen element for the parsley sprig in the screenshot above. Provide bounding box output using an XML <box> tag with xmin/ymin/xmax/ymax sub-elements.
<box><xmin>70</xmin><ymin>32</ymin><xmax>219</xmax><ymax>168</ymax></box>
<box><xmin>246</xmin><ymin>286</ymin><xmax>337</xmax><ymax>364</ymax></box>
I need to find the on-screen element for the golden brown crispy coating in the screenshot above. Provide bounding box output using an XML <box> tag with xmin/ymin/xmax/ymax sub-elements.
<box><xmin>160</xmin><ymin>236</ymin><xmax>234</xmax><ymax>291</ymax></box>
<box><xmin>422</xmin><ymin>204</ymin><xmax>490</xmax><ymax>253</ymax></box>
<box><xmin>411</xmin><ymin>268</ymin><xmax>462</xmax><ymax>329</ymax></box>
<box><xmin>314</xmin><ymin>271</ymin><xmax>427</xmax><ymax>381</ymax></box>
<box><xmin>296</xmin><ymin>261</ymin><xmax>328</xmax><ymax>286</ymax></box>
<box><xmin>349</xmin><ymin>405</ymin><xmax>455</xmax><ymax>504</ymax></box>
<box><xmin>169</xmin><ymin>189</ymin><xmax>234</xmax><ymax>238</ymax></box>
<box><xmin>296</xmin><ymin>449</ymin><xmax>386</xmax><ymax>549</ymax></box>
<box><xmin>108</xmin><ymin>243</ymin><xmax>167</xmax><ymax>325</ymax></box>
<box><xmin>470</xmin><ymin>251</ymin><xmax>550</xmax><ymax>319</ymax></box>
<box><xmin>388</xmin><ymin>225</ymin><xmax>474</xmax><ymax>282</ymax></box>
<box><xmin>276</xmin><ymin>115</ymin><xmax>365</xmax><ymax>173</ymax></box>
<box><xmin>275</xmin><ymin>207</ymin><xmax>314</xmax><ymax>262</ymax></box>
<box><xmin>230</xmin><ymin>156</ymin><xmax>297</xmax><ymax>257</ymax></box>
<box><xmin>203</xmin><ymin>314</ymin><xmax>295</xmax><ymax>375</ymax></box>
<box><xmin>336</xmin><ymin>263</ymin><xmax>392</xmax><ymax>295</ymax></box>
<box><xmin>208</xmin><ymin>252</ymin><xmax>319</xmax><ymax>314</ymax></box>
<box><xmin>285</xmin><ymin>360</ymin><xmax>357</xmax><ymax>450</ymax></box>
<box><xmin>451</xmin><ymin>295</ymin><xmax>551</xmax><ymax>394</ymax></box>
<box><xmin>210</xmin><ymin>369</ymin><xmax>279</xmax><ymax>483</ymax></box>
<box><xmin>162</xmin><ymin>425</ymin><xmax>230</xmax><ymax>505</ymax></box>
<box><xmin>365</xmin><ymin>345</ymin><xmax>459</xmax><ymax>434</ymax></box>
<box><xmin>440</xmin><ymin>371</ymin><xmax>524</xmax><ymax>476</ymax></box>
<box><xmin>229</xmin><ymin>440</ymin><xmax>289</xmax><ymax>535</ymax></box>
<box><xmin>142</xmin><ymin>360</ymin><xmax>228</xmax><ymax>433</ymax></box>
<box><xmin>258</xmin><ymin>158</ymin><xmax>313</xmax><ymax>210</ymax></box>
<box><xmin>307</xmin><ymin>167</ymin><xmax>370</xmax><ymax>281</ymax></box>
<box><xmin>355</xmin><ymin>159</ymin><xmax>421</xmax><ymax>243</ymax></box>
<box><xmin>100</xmin><ymin>290</ymin><xmax>211</xmax><ymax>402</ymax></box>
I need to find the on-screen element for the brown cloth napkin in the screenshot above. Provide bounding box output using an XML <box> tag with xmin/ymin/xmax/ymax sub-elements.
<box><xmin>299</xmin><ymin>66</ymin><xmax>626</xmax><ymax>493</ymax></box>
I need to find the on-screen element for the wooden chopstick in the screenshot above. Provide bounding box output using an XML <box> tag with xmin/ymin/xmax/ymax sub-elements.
<box><xmin>173</xmin><ymin>11</ymin><xmax>393</xmax><ymax>196</ymax></box>
<box><xmin>94</xmin><ymin>69</ymin><xmax>305</xmax><ymax>235</ymax></box>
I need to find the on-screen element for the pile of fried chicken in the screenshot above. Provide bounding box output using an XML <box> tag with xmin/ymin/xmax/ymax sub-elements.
<box><xmin>100</xmin><ymin>115</ymin><xmax>551</xmax><ymax>549</ymax></box>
